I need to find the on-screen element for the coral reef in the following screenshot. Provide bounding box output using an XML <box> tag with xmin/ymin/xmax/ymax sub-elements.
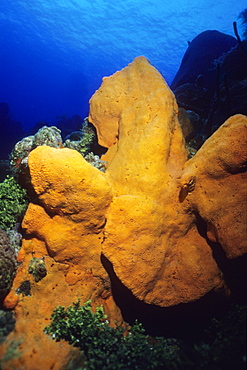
<box><xmin>84</xmin><ymin>152</ymin><xmax>106</xmax><ymax>172</ymax></box>
<box><xmin>170</xmin><ymin>30</ymin><xmax>237</xmax><ymax>91</ymax></box>
<box><xmin>63</xmin><ymin>117</ymin><xmax>95</xmax><ymax>156</ymax></box>
<box><xmin>5</xmin><ymin>230</ymin><xmax>22</xmax><ymax>257</ymax></box>
<box><xmin>0</xmin><ymin>148</ymin><xmax>121</xmax><ymax>369</ymax></box>
<box><xmin>0</xmin><ymin>229</ymin><xmax>17</xmax><ymax>301</ymax></box>
<box><xmin>171</xmin><ymin>27</ymin><xmax>247</xmax><ymax>147</ymax></box>
<box><xmin>32</xmin><ymin>126</ymin><xmax>62</xmax><ymax>148</ymax></box>
<box><xmin>10</xmin><ymin>120</ymin><xmax>99</xmax><ymax>177</ymax></box>
<box><xmin>0</xmin><ymin>57</ymin><xmax>246</xmax><ymax>369</ymax></box>
<box><xmin>9</xmin><ymin>126</ymin><xmax>63</xmax><ymax>171</ymax></box>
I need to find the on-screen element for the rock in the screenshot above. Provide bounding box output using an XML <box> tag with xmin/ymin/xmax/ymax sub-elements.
<box><xmin>171</xmin><ymin>34</ymin><xmax>247</xmax><ymax>142</ymax></box>
<box><xmin>170</xmin><ymin>30</ymin><xmax>237</xmax><ymax>91</ymax></box>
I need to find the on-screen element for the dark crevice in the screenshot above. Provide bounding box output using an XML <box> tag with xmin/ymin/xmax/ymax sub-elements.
<box><xmin>101</xmin><ymin>211</ymin><xmax>246</xmax><ymax>339</ymax></box>
<box><xmin>101</xmin><ymin>253</ymin><xmax>230</xmax><ymax>341</ymax></box>
<box><xmin>193</xmin><ymin>211</ymin><xmax>247</xmax><ymax>303</ymax></box>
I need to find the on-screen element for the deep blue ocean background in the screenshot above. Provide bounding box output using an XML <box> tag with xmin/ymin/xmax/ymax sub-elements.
<box><xmin>0</xmin><ymin>0</ymin><xmax>246</xmax><ymax>146</ymax></box>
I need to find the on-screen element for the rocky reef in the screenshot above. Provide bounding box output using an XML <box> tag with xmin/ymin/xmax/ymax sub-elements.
<box><xmin>171</xmin><ymin>28</ymin><xmax>247</xmax><ymax>148</ymax></box>
<box><xmin>0</xmin><ymin>57</ymin><xmax>246</xmax><ymax>369</ymax></box>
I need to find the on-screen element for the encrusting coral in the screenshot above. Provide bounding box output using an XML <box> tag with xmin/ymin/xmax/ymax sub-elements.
<box><xmin>0</xmin><ymin>56</ymin><xmax>246</xmax><ymax>369</ymax></box>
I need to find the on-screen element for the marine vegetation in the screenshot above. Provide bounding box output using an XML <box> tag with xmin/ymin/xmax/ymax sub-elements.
<box><xmin>0</xmin><ymin>175</ymin><xmax>28</xmax><ymax>231</ymax></box>
<box><xmin>44</xmin><ymin>300</ymin><xmax>246</xmax><ymax>370</ymax></box>
<box><xmin>44</xmin><ymin>300</ymin><xmax>189</xmax><ymax>370</ymax></box>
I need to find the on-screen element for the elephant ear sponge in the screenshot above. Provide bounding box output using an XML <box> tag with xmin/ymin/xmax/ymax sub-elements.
<box><xmin>0</xmin><ymin>229</ymin><xmax>17</xmax><ymax>301</ymax></box>
<box><xmin>89</xmin><ymin>57</ymin><xmax>247</xmax><ymax>307</ymax></box>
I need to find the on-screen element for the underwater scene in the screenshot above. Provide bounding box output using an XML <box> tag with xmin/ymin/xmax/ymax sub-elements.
<box><xmin>0</xmin><ymin>0</ymin><xmax>247</xmax><ymax>369</ymax></box>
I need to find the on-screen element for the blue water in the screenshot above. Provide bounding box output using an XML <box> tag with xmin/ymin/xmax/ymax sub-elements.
<box><xmin>0</xmin><ymin>0</ymin><xmax>246</xmax><ymax>135</ymax></box>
